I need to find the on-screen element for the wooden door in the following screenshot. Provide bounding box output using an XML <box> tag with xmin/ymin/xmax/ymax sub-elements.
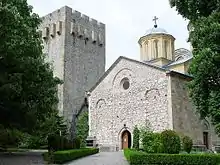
<box><xmin>203</xmin><ymin>132</ymin><xmax>208</xmax><ymax>149</ymax></box>
<box><xmin>122</xmin><ymin>131</ymin><xmax>129</xmax><ymax>149</ymax></box>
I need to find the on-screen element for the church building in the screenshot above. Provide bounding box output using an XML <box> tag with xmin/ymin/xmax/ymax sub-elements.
<box><xmin>87</xmin><ymin>19</ymin><xmax>220</xmax><ymax>152</ymax></box>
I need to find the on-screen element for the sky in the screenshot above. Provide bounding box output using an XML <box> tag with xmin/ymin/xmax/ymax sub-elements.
<box><xmin>27</xmin><ymin>0</ymin><xmax>190</xmax><ymax>70</ymax></box>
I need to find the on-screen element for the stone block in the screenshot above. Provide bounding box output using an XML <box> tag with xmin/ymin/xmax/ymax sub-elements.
<box><xmin>70</xmin><ymin>22</ymin><xmax>76</xmax><ymax>35</ymax></box>
<box><xmin>84</xmin><ymin>28</ymin><xmax>90</xmax><ymax>40</ymax></box>
<box><xmin>56</xmin><ymin>21</ymin><xmax>62</xmax><ymax>35</ymax></box>
<box><xmin>98</xmin><ymin>33</ymin><xmax>104</xmax><ymax>46</ymax></box>
<box><xmin>92</xmin><ymin>31</ymin><xmax>97</xmax><ymax>43</ymax></box>
<box><xmin>77</xmin><ymin>24</ymin><xmax>84</xmax><ymax>37</ymax></box>
<box><xmin>50</xmin><ymin>23</ymin><xmax>56</xmax><ymax>37</ymax></box>
<box><xmin>42</xmin><ymin>27</ymin><xmax>49</xmax><ymax>39</ymax></box>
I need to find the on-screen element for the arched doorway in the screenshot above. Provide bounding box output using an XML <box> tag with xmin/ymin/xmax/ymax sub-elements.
<box><xmin>203</xmin><ymin>121</ymin><xmax>210</xmax><ymax>149</ymax></box>
<box><xmin>121</xmin><ymin>130</ymin><xmax>131</xmax><ymax>149</ymax></box>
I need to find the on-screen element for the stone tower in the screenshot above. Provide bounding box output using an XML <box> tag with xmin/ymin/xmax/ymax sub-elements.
<box><xmin>39</xmin><ymin>6</ymin><xmax>105</xmax><ymax>137</ymax></box>
<box><xmin>138</xmin><ymin>18</ymin><xmax>175</xmax><ymax>67</ymax></box>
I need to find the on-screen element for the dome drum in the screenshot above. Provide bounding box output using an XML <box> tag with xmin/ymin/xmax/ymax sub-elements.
<box><xmin>139</xmin><ymin>26</ymin><xmax>175</xmax><ymax>62</ymax></box>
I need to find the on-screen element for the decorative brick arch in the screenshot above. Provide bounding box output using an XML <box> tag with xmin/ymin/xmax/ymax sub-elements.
<box><xmin>144</xmin><ymin>88</ymin><xmax>160</xmax><ymax>100</ymax></box>
<box><xmin>95</xmin><ymin>99</ymin><xmax>106</xmax><ymax>109</ymax></box>
<box><xmin>112</xmin><ymin>68</ymin><xmax>134</xmax><ymax>88</ymax></box>
<box><xmin>202</xmin><ymin>119</ymin><xmax>210</xmax><ymax>131</ymax></box>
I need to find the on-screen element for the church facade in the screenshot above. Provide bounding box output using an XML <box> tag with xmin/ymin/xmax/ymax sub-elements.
<box><xmin>87</xmin><ymin>23</ymin><xmax>220</xmax><ymax>151</ymax></box>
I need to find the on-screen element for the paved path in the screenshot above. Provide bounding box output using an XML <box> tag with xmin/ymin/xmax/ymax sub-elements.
<box><xmin>65</xmin><ymin>151</ymin><xmax>129</xmax><ymax>165</ymax></box>
<box><xmin>0</xmin><ymin>151</ymin><xmax>46</xmax><ymax>165</ymax></box>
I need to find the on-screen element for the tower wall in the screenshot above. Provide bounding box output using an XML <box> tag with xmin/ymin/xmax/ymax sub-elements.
<box><xmin>39</xmin><ymin>6</ymin><xmax>67</xmax><ymax>116</ymax></box>
<box><xmin>39</xmin><ymin>6</ymin><xmax>106</xmax><ymax>136</ymax></box>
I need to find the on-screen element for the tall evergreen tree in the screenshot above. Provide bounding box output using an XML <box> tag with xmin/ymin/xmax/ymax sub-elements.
<box><xmin>76</xmin><ymin>111</ymin><xmax>89</xmax><ymax>147</ymax></box>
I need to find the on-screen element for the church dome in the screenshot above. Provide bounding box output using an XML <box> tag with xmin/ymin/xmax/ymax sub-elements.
<box><xmin>139</xmin><ymin>17</ymin><xmax>175</xmax><ymax>62</ymax></box>
<box><xmin>145</xmin><ymin>27</ymin><xmax>168</xmax><ymax>35</ymax></box>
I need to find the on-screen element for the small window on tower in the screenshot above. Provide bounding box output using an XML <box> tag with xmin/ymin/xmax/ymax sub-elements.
<box><xmin>164</xmin><ymin>40</ymin><xmax>168</xmax><ymax>58</ymax></box>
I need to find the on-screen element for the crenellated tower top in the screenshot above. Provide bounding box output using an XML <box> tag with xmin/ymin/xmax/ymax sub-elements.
<box><xmin>39</xmin><ymin>6</ymin><xmax>105</xmax><ymax>46</ymax></box>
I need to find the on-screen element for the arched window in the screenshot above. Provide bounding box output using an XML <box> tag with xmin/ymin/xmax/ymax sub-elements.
<box><xmin>203</xmin><ymin>121</ymin><xmax>210</xmax><ymax>131</ymax></box>
<box><xmin>154</xmin><ymin>40</ymin><xmax>159</xmax><ymax>58</ymax></box>
<box><xmin>144</xmin><ymin>41</ymin><xmax>148</xmax><ymax>60</ymax></box>
<box><xmin>164</xmin><ymin>40</ymin><xmax>168</xmax><ymax>59</ymax></box>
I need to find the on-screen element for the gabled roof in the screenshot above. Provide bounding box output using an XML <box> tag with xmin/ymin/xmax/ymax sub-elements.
<box><xmin>89</xmin><ymin>56</ymin><xmax>193</xmax><ymax>92</ymax></box>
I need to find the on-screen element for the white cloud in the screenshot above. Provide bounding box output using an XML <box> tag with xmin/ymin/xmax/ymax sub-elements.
<box><xmin>27</xmin><ymin>0</ymin><xmax>190</xmax><ymax>69</ymax></box>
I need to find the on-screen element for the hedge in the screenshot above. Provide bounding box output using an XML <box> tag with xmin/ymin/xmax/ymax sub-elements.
<box><xmin>124</xmin><ymin>149</ymin><xmax>220</xmax><ymax>165</ymax></box>
<box><xmin>47</xmin><ymin>135</ymin><xmax>81</xmax><ymax>151</ymax></box>
<box><xmin>43</xmin><ymin>148</ymin><xmax>99</xmax><ymax>164</ymax></box>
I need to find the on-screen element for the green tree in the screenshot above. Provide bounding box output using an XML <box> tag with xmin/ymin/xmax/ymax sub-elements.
<box><xmin>132</xmin><ymin>125</ymin><xmax>140</xmax><ymax>150</ymax></box>
<box><xmin>76</xmin><ymin>111</ymin><xmax>89</xmax><ymax>147</ymax></box>
<box><xmin>182</xmin><ymin>135</ymin><xmax>193</xmax><ymax>153</ymax></box>
<box><xmin>140</xmin><ymin>127</ymin><xmax>163</xmax><ymax>153</ymax></box>
<box><xmin>170</xmin><ymin>0</ymin><xmax>220</xmax><ymax>134</ymax></box>
<box><xmin>36</xmin><ymin>112</ymin><xmax>68</xmax><ymax>145</ymax></box>
<box><xmin>0</xmin><ymin>0</ymin><xmax>64</xmax><ymax>145</ymax></box>
<box><xmin>169</xmin><ymin>0</ymin><xmax>219</xmax><ymax>21</ymax></box>
<box><xmin>161</xmin><ymin>130</ymin><xmax>181</xmax><ymax>154</ymax></box>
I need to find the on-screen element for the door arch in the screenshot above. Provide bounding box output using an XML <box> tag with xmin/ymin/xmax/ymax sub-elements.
<box><xmin>121</xmin><ymin>130</ymin><xmax>131</xmax><ymax>149</ymax></box>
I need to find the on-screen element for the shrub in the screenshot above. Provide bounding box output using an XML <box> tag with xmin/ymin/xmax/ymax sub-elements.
<box><xmin>124</xmin><ymin>149</ymin><xmax>143</xmax><ymax>162</ymax></box>
<box><xmin>140</xmin><ymin>128</ymin><xmax>163</xmax><ymax>153</ymax></box>
<box><xmin>124</xmin><ymin>149</ymin><xmax>131</xmax><ymax>162</ymax></box>
<box><xmin>43</xmin><ymin>148</ymin><xmax>99</xmax><ymax>164</ymax></box>
<box><xmin>182</xmin><ymin>135</ymin><xmax>193</xmax><ymax>153</ymax></box>
<box><xmin>48</xmin><ymin>134</ymin><xmax>61</xmax><ymax>151</ymax></box>
<box><xmin>132</xmin><ymin>126</ymin><xmax>140</xmax><ymax>150</ymax></box>
<box><xmin>17</xmin><ymin>132</ymin><xmax>48</xmax><ymax>149</ymax></box>
<box><xmin>0</xmin><ymin>128</ymin><xmax>24</xmax><ymax>148</ymax></box>
<box><xmin>76</xmin><ymin>111</ymin><xmax>89</xmax><ymax>147</ymax></box>
<box><xmin>73</xmin><ymin>137</ymin><xmax>81</xmax><ymax>149</ymax></box>
<box><xmin>161</xmin><ymin>130</ymin><xmax>181</xmax><ymax>154</ymax></box>
<box><xmin>47</xmin><ymin>135</ymin><xmax>81</xmax><ymax>151</ymax></box>
<box><xmin>25</xmin><ymin>136</ymin><xmax>44</xmax><ymax>149</ymax></box>
<box><xmin>124</xmin><ymin>149</ymin><xmax>220</xmax><ymax>165</ymax></box>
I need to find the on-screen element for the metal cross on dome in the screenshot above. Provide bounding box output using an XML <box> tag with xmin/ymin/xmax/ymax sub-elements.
<box><xmin>153</xmin><ymin>16</ymin><xmax>158</xmax><ymax>28</ymax></box>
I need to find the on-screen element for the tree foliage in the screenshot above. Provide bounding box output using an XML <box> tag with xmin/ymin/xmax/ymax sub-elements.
<box><xmin>169</xmin><ymin>0</ymin><xmax>220</xmax><ymax>21</ymax></box>
<box><xmin>189</xmin><ymin>13</ymin><xmax>220</xmax><ymax>125</ymax></box>
<box><xmin>76</xmin><ymin>111</ymin><xmax>89</xmax><ymax>147</ymax></box>
<box><xmin>170</xmin><ymin>0</ymin><xmax>220</xmax><ymax>134</ymax></box>
<box><xmin>161</xmin><ymin>130</ymin><xmax>181</xmax><ymax>154</ymax></box>
<box><xmin>132</xmin><ymin>125</ymin><xmax>140</xmax><ymax>150</ymax></box>
<box><xmin>182</xmin><ymin>135</ymin><xmax>193</xmax><ymax>153</ymax></box>
<box><xmin>140</xmin><ymin>127</ymin><xmax>163</xmax><ymax>153</ymax></box>
<box><xmin>0</xmin><ymin>0</ymin><xmax>67</xmax><ymax>147</ymax></box>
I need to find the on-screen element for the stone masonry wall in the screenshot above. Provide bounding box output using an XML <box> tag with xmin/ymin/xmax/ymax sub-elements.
<box><xmin>170</xmin><ymin>75</ymin><xmax>205</xmax><ymax>144</ymax></box>
<box><xmin>39</xmin><ymin>7</ymin><xmax>66</xmax><ymax>116</ymax></box>
<box><xmin>89</xmin><ymin>58</ymin><xmax>170</xmax><ymax>150</ymax></box>
<box><xmin>170</xmin><ymin>75</ymin><xmax>220</xmax><ymax>148</ymax></box>
<box><xmin>39</xmin><ymin>6</ymin><xmax>105</xmax><ymax>135</ymax></box>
